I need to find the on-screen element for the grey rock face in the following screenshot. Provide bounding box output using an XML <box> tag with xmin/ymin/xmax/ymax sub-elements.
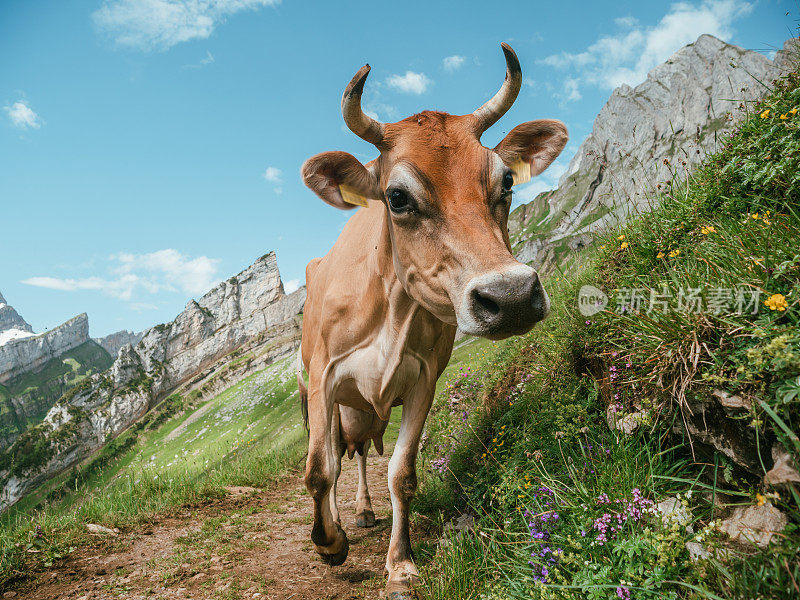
<box><xmin>510</xmin><ymin>35</ymin><xmax>796</xmax><ymax>272</ymax></box>
<box><xmin>0</xmin><ymin>252</ymin><xmax>305</xmax><ymax>511</ymax></box>
<box><xmin>0</xmin><ymin>314</ymin><xmax>90</xmax><ymax>384</ymax></box>
<box><xmin>94</xmin><ymin>330</ymin><xmax>145</xmax><ymax>359</ymax></box>
<box><xmin>720</xmin><ymin>502</ymin><xmax>787</xmax><ymax>548</ymax></box>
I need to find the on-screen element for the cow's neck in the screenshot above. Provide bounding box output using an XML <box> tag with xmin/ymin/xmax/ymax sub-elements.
<box><xmin>368</xmin><ymin>209</ymin><xmax>456</xmax><ymax>400</ymax></box>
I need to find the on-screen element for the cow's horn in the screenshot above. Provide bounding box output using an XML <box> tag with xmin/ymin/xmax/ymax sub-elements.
<box><xmin>472</xmin><ymin>43</ymin><xmax>522</xmax><ymax>135</ymax></box>
<box><xmin>341</xmin><ymin>64</ymin><xmax>385</xmax><ymax>146</ymax></box>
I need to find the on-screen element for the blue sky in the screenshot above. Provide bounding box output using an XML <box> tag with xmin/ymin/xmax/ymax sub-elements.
<box><xmin>1</xmin><ymin>0</ymin><xmax>795</xmax><ymax>337</ymax></box>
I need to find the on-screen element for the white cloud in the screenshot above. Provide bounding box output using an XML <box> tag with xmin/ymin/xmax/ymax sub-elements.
<box><xmin>386</xmin><ymin>71</ymin><xmax>432</xmax><ymax>95</ymax></box>
<box><xmin>262</xmin><ymin>166</ymin><xmax>282</xmax><ymax>182</ymax></box>
<box><xmin>92</xmin><ymin>0</ymin><xmax>280</xmax><ymax>52</ymax></box>
<box><xmin>4</xmin><ymin>101</ymin><xmax>42</xmax><ymax>129</ymax></box>
<box><xmin>540</xmin><ymin>1</ymin><xmax>752</xmax><ymax>99</ymax></box>
<box><xmin>443</xmin><ymin>55</ymin><xmax>465</xmax><ymax>72</ymax></box>
<box><xmin>563</xmin><ymin>78</ymin><xmax>582</xmax><ymax>102</ymax></box>
<box><xmin>183</xmin><ymin>49</ymin><xmax>215</xmax><ymax>69</ymax></box>
<box><xmin>23</xmin><ymin>249</ymin><xmax>220</xmax><ymax>301</ymax></box>
<box><xmin>615</xmin><ymin>15</ymin><xmax>638</xmax><ymax>28</ymax></box>
<box><xmin>284</xmin><ymin>279</ymin><xmax>300</xmax><ymax>294</ymax></box>
<box><xmin>114</xmin><ymin>249</ymin><xmax>220</xmax><ymax>295</ymax></box>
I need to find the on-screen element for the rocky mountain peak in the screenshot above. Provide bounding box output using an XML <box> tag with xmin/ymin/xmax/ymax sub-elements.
<box><xmin>510</xmin><ymin>34</ymin><xmax>795</xmax><ymax>272</ymax></box>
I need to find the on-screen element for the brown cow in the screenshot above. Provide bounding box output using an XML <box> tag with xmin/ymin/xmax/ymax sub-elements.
<box><xmin>298</xmin><ymin>43</ymin><xmax>567</xmax><ymax>598</ymax></box>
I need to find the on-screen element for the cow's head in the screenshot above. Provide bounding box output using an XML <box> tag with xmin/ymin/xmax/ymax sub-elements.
<box><xmin>302</xmin><ymin>44</ymin><xmax>567</xmax><ymax>340</ymax></box>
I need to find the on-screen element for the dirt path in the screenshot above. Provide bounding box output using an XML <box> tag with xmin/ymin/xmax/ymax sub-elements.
<box><xmin>13</xmin><ymin>450</ymin><xmax>412</xmax><ymax>600</ymax></box>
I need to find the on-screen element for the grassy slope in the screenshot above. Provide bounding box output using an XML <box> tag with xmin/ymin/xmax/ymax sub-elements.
<box><xmin>0</xmin><ymin>353</ymin><xmax>307</xmax><ymax>585</ymax></box>
<box><xmin>412</xmin><ymin>62</ymin><xmax>800</xmax><ymax>599</ymax></box>
<box><xmin>0</xmin><ymin>341</ymin><xmax>113</xmax><ymax>445</ymax></box>
<box><xmin>0</xmin><ymin>328</ymin><xmax>488</xmax><ymax>588</ymax></box>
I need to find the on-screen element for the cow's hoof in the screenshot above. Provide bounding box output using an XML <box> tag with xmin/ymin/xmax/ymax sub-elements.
<box><xmin>319</xmin><ymin>531</ymin><xmax>349</xmax><ymax>566</ymax></box>
<box><xmin>386</xmin><ymin>581</ymin><xmax>417</xmax><ymax>600</ymax></box>
<box><xmin>356</xmin><ymin>510</ymin><xmax>376</xmax><ymax>528</ymax></box>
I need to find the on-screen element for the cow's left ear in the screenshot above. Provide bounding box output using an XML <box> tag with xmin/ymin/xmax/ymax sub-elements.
<box><xmin>494</xmin><ymin>119</ymin><xmax>568</xmax><ymax>184</ymax></box>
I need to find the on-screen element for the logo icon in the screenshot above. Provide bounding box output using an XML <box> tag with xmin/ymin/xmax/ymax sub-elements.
<box><xmin>578</xmin><ymin>285</ymin><xmax>608</xmax><ymax>316</ymax></box>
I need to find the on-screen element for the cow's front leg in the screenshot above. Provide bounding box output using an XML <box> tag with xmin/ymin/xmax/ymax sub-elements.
<box><xmin>305</xmin><ymin>388</ymin><xmax>349</xmax><ymax>566</ymax></box>
<box><xmin>355</xmin><ymin>439</ymin><xmax>375</xmax><ymax>527</ymax></box>
<box><xmin>385</xmin><ymin>381</ymin><xmax>434</xmax><ymax>597</ymax></box>
<box><xmin>329</xmin><ymin>403</ymin><xmax>343</xmax><ymax>526</ymax></box>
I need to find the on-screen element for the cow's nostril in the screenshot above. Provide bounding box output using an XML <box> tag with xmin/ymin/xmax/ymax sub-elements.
<box><xmin>472</xmin><ymin>289</ymin><xmax>500</xmax><ymax>317</ymax></box>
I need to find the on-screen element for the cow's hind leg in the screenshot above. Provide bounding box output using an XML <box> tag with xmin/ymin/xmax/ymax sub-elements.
<box><xmin>305</xmin><ymin>388</ymin><xmax>349</xmax><ymax>566</ymax></box>
<box><xmin>385</xmin><ymin>381</ymin><xmax>434</xmax><ymax>597</ymax></box>
<box><xmin>355</xmin><ymin>439</ymin><xmax>375</xmax><ymax>528</ymax></box>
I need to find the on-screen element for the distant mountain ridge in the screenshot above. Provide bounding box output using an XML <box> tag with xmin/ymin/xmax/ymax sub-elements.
<box><xmin>94</xmin><ymin>330</ymin><xmax>145</xmax><ymax>359</ymax></box>
<box><xmin>0</xmin><ymin>251</ymin><xmax>305</xmax><ymax>511</ymax></box>
<box><xmin>510</xmin><ymin>35</ymin><xmax>798</xmax><ymax>272</ymax></box>
<box><xmin>0</xmin><ymin>292</ymin><xmax>34</xmax><ymax>346</ymax></box>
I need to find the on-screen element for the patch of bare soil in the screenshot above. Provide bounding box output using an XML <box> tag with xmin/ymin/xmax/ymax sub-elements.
<box><xmin>11</xmin><ymin>451</ymin><xmax>415</xmax><ymax>600</ymax></box>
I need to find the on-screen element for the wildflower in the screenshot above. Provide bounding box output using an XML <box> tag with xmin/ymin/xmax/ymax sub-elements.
<box><xmin>760</xmin><ymin>109</ymin><xmax>770</xmax><ymax>118</ymax></box>
<box><xmin>790</xmin><ymin>107</ymin><xmax>798</xmax><ymax>115</ymax></box>
<box><xmin>668</xmin><ymin>249</ymin><xmax>680</xmax><ymax>258</ymax></box>
<box><xmin>620</xmin><ymin>242</ymin><xmax>628</xmax><ymax>249</ymax></box>
<box><xmin>656</xmin><ymin>251</ymin><xmax>664</xmax><ymax>259</ymax></box>
<box><xmin>700</xmin><ymin>225</ymin><xmax>716</xmax><ymax>235</ymax></box>
<box><xmin>764</xmin><ymin>293</ymin><xmax>788</xmax><ymax>311</ymax></box>
<box><xmin>780</xmin><ymin>113</ymin><xmax>789</xmax><ymax>120</ymax></box>
<box><xmin>618</xmin><ymin>234</ymin><xmax>625</xmax><ymax>241</ymax></box>
<box><xmin>752</xmin><ymin>213</ymin><xmax>760</xmax><ymax>220</ymax></box>
<box><xmin>756</xmin><ymin>493</ymin><xmax>766</xmax><ymax>507</ymax></box>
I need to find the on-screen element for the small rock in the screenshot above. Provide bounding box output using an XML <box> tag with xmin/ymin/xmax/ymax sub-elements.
<box><xmin>85</xmin><ymin>524</ymin><xmax>118</xmax><ymax>535</ymax></box>
<box><xmin>712</xmin><ymin>389</ymin><xmax>751</xmax><ymax>411</ymax></box>
<box><xmin>685</xmin><ymin>541</ymin><xmax>711</xmax><ymax>562</ymax></box>
<box><xmin>658</xmin><ymin>497</ymin><xmax>693</xmax><ymax>531</ymax></box>
<box><xmin>720</xmin><ymin>502</ymin><xmax>788</xmax><ymax>548</ymax></box>
<box><xmin>440</xmin><ymin>513</ymin><xmax>475</xmax><ymax>547</ymax></box>
<box><xmin>765</xmin><ymin>444</ymin><xmax>800</xmax><ymax>488</ymax></box>
<box><xmin>606</xmin><ymin>405</ymin><xmax>645</xmax><ymax>435</ymax></box>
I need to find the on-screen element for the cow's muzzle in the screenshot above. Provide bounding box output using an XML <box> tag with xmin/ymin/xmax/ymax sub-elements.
<box><xmin>458</xmin><ymin>264</ymin><xmax>550</xmax><ymax>339</ymax></box>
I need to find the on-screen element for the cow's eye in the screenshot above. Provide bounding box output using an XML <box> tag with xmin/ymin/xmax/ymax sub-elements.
<box><xmin>387</xmin><ymin>189</ymin><xmax>412</xmax><ymax>213</ymax></box>
<box><xmin>502</xmin><ymin>171</ymin><xmax>514</xmax><ymax>192</ymax></box>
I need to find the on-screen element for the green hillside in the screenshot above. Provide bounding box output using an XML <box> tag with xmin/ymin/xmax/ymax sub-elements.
<box><xmin>0</xmin><ymin>340</ymin><xmax>113</xmax><ymax>449</ymax></box>
<box><xmin>413</xmin><ymin>60</ymin><xmax>800</xmax><ymax>599</ymax></box>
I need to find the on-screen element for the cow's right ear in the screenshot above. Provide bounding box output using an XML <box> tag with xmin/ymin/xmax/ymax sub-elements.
<box><xmin>301</xmin><ymin>151</ymin><xmax>382</xmax><ymax>210</ymax></box>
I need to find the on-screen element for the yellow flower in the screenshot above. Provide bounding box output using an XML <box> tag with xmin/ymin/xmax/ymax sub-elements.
<box><xmin>700</xmin><ymin>225</ymin><xmax>716</xmax><ymax>235</ymax></box>
<box><xmin>764</xmin><ymin>293</ymin><xmax>788</xmax><ymax>311</ymax></box>
<box><xmin>656</xmin><ymin>251</ymin><xmax>665</xmax><ymax>259</ymax></box>
<box><xmin>756</xmin><ymin>493</ymin><xmax>766</xmax><ymax>507</ymax></box>
<box><xmin>760</xmin><ymin>109</ymin><xmax>770</xmax><ymax>118</ymax></box>
<box><xmin>791</xmin><ymin>107</ymin><xmax>798</xmax><ymax>115</ymax></box>
<box><xmin>600</xmin><ymin>245</ymin><xmax>606</xmax><ymax>250</ymax></box>
<box><xmin>620</xmin><ymin>241</ymin><xmax>629</xmax><ymax>249</ymax></box>
<box><xmin>618</xmin><ymin>234</ymin><xmax>626</xmax><ymax>241</ymax></box>
<box><xmin>780</xmin><ymin>114</ymin><xmax>789</xmax><ymax>120</ymax></box>
<box><xmin>752</xmin><ymin>213</ymin><xmax>760</xmax><ymax>220</ymax></box>
<box><xmin>668</xmin><ymin>249</ymin><xmax>680</xmax><ymax>258</ymax></box>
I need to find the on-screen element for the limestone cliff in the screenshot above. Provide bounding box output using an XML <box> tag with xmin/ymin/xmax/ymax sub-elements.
<box><xmin>510</xmin><ymin>35</ymin><xmax>797</xmax><ymax>272</ymax></box>
<box><xmin>0</xmin><ymin>252</ymin><xmax>305</xmax><ymax>511</ymax></box>
<box><xmin>0</xmin><ymin>314</ymin><xmax>91</xmax><ymax>384</ymax></box>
